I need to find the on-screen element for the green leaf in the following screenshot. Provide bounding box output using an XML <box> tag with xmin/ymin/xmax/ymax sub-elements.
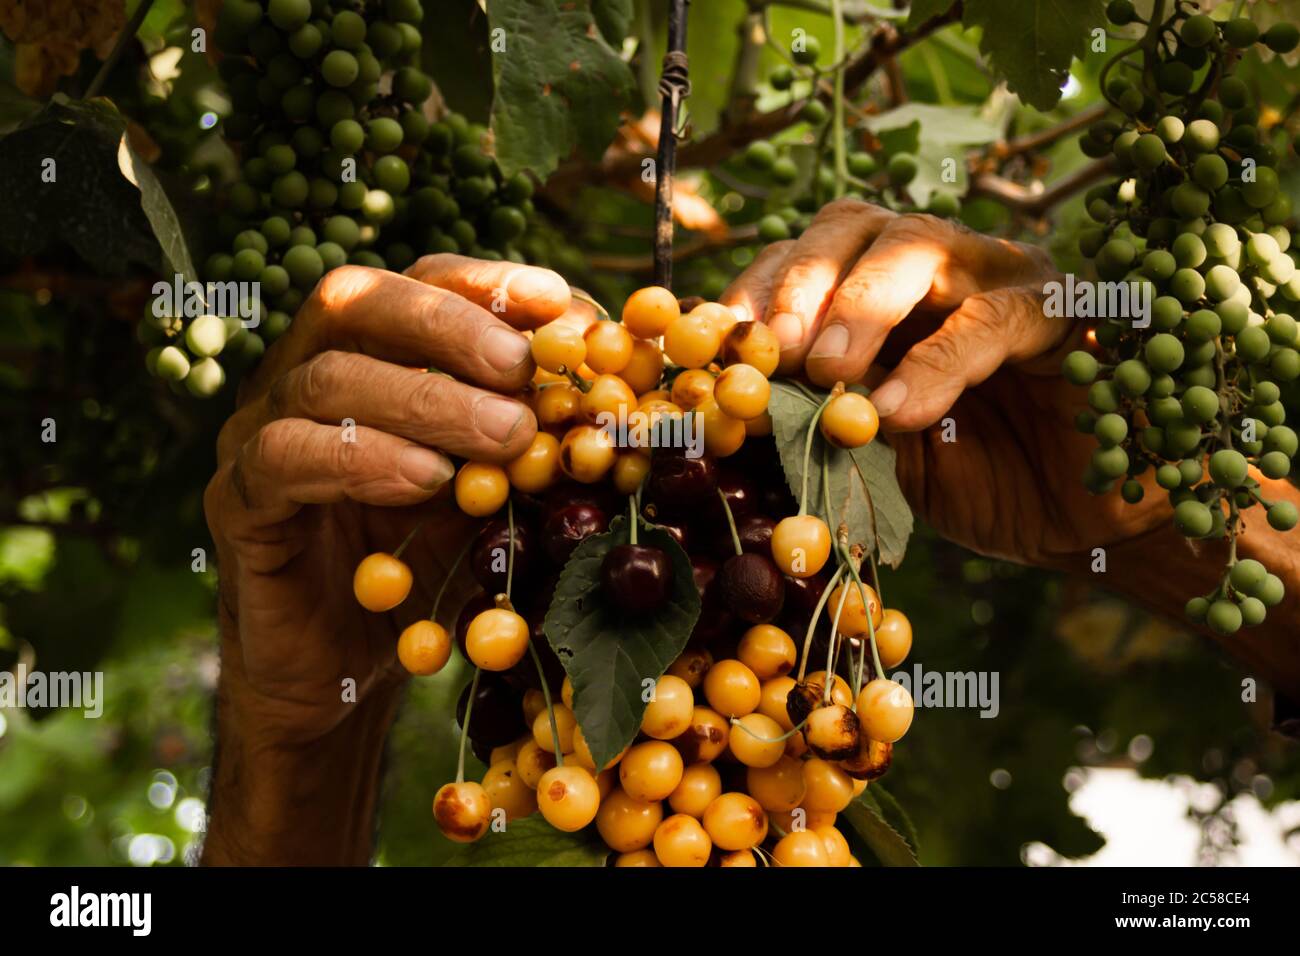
<box><xmin>767</xmin><ymin>381</ymin><xmax>913</xmax><ymax>568</ymax></box>
<box><xmin>543</xmin><ymin>515</ymin><xmax>701</xmax><ymax>769</ymax></box>
<box><xmin>864</xmin><ymin>782</ymin><xmax>921</xmax><ymax>855</ymax></box>
<box><xmin>487</xmin><ymin>0</ymin><xmax>638</xmax><ymax>180</ymax></box>
<box><xmin>442</xmin><ymin>815</ymin><xmax>609</xmax><ymax>866</ymax></box>
<box><xmin>117</xmin><ymin>136</ymin><xmax>197</xmax><ymax>285</ymax></box>
<box><xmin>907</xmin><ymin>0</ymin><xmax>960</xmax><ymax>29</ymax></box>
<box><xmin>863</xmin><ymin>102</ymin><xmax>1001</xmax><ymax>209</ymax></box>
<box><xmin>962</xmin><ymin>0</ymin><xmax>1106</xmax><ymax>111</ymax></box>
<box><xmin>422</xmin><ymin>0</ymin><xmax>494</xmax><ymax>123</ymax></box>
<box><xmin>841</xmin><ymin>790</ymin><xmax>920</xmax><ymax>866</ymax></box>
<box><xmin>593</xmin><ymin>0</ymin><xmax>634</xmax><ymax>47</ymax></box>
<box><xmin>0</xmin><ymin>99</ymin><xmax>159</xmax><ymax>274</ymax></box>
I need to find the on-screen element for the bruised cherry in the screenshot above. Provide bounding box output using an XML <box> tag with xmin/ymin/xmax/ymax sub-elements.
<box><xmin>542</xmin><ymin>502</ymin><xmax>608</xmax><ymax>567</ymax></box>
<box><xmin>735</xmin><ymin>514</ymin><xmax>776</xmax><ymax>555</ymax></box>
<box><xmin>601</xmin><ymin>544</ymin><xmax>673</xmax><ymax>613</ymax></box>
<box><xmin>719</xmin><ymin>552</ymin><xmax>785</xmax><ymax>624</ymax></box>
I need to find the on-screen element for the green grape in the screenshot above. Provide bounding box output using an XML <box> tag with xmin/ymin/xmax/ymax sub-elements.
<box><xmin>1242</xmin><ymin>167</ymin><xmax>1279</xmax><ymax>208</ymax></box>
<box><xmin>1192</xmin><ymin>154</ymin><xmax>1228</xmax><ymax>191</ymax></box>
<box><xmin>1239</xmin><ymin>597</ymin><xmax>1267</xmax><ymax>626</ymax></box>
<box><xmin>1171</xmin><ymin>232</ymin><xmax>1207</xmax><ymax>268</ymax></box>
<box><xmin>1092</xmin><ymin>446</ymin><xmax>1130</xmax><ymax>480</ymax></box>
<box><xmin>792</xmin><ymin>35</ymin><xmax>820</xmax><ymax>65</ymax></box>
<box><xmin>316</xmin><ymin>90</ymin><xmax>355</xmax><ymax>127</ymax></box>
<box><xmin>1262</xmin><ymin>22</ymin><xmax>1300</xmax><ymax>54</ymax></box>
<box><xmin>1260</xmin><ymin>450</ymin><xmax>1291</xmax><ymax>479</ymax></box>
<box><xmin>232</xmin><ymin>248</ymin><xmax>266</xmax><ymax>282</ymax></box>
<box><xmin>331</xmin><ymin>119</ymin><xmax>365</xmax><ymax>154</ymax></box>
<box><xmin>1088</xmin><ymin>380</ymin><xmax>1122</xmax><ymax>413</ymax></box>
<box><xmin>1264</xmin><ymin>424</ymin><xmax>1298</xmax><ymax>456</ymax></box>
<box><xmin>1234</xmin><ymin>325</ymin><xmax>1271</xmax><ymax>362</ymax></box>
<box><xmin>800</xmin><ymin>99</ymin><xmax>828</xmax><ymax>125</ymax></box>
<box><xmin>1149</xmin><ymin>373</ymin><xmax>1176</xmax><ymax>398</ymax></box>
<box><xmin>363</xmin><ymin>189</ymin><xmax>397</xmax><ymax>224</ymax></box>
<box><xmin>1062</xmin><ymin>350</ymin><xmax>1099</xmax><ymax>385</ymax></box>
<box><xmin>1174</xmin><ymin>500</ymin><xmax>1214</xmax><ymax>537</ymax></box>
<box><xmin>886</xmin><ymin>153</ymin><xmax>918</xmax><ymax>187</ymax></box>
<box><xmin>1155</xmin><ymin>115</ymin><xmax>1184</xmax><ymax>145</ymax></box>
<box><xmin>374</xmin><ymin>155</ymin><xmax>411</xmax><ymax>194</ymax></box>
<box><xmin>1268</xmin><ymin>501</ymin><xmax>1299</xmax><ymax>531</ymax></box>
<box><xmin>283</xmin><ymin>245</ymin><xmax>325</xmax><ymax>289</ymax></box>
<box><xmin>1206</xmin><ymin>600</ymin><xmax>1242</xmax><ymax>635</ymax></box>
<box><xmin>1184</xmin><ymin>119</ymin><xmax>1220</xmax><ymax>153</ymax></box>
<box><xmin>186</xmin><ymin>357</ymin><xmax>226</xmax><ymax>398</ymax></box>
<box><xmin>288</xmin><ymin>22</ymin><xmax>323</xmax><ymax>57</ymax></box>
<box><xmin>1229</xmin><ymin>558</ymin><xmax>1267</xmax><ymax>594</ymax></box>
<box><xmin>1265</xmin><ymin>313</ymin><xmax>1298</xmax><ymax>345</ymax></box>
<box><xmin>1216</xmin><ymin>300</ymin><xmax>1249</xmax><ymax>334</ymax></box>
<box><xmin>260</xmin><ymin>265</ymin><xmax>291</xmax><ymax>297</ymax></box>
<box><xmin>366</xmin><ymin>117</ymin><xmax>404</xmax><ymax>154</ymax></box>
<box><xmin>1202</xmin><ymin>222</ymin><xmax>1239</xmax><ymax>258</ymax></box>
<box><xmin>1155</xmin><ymin>463</ymin><xmax>1181</xmax><ymax>489</ymax></box>
<box><xmin>1094</xmin><ymin>413</ymin><xmax>1128</xmax><ymax>447</ymax></box>
<box><xmin>289</xmin><ymin>225</ymin><xmax>317</xmax><ymax>247</ymax></box>
<box><xmin>847</xmin><ymin>152</ymin><xmax>877</xmax><ymax>178</ymax></box>
<box><xmin>1271</xmin><ymin>348</ymin><xmax>1300</xmax><ymax>381</ymax></box>
<box><xmin>1223</xmin><ymin>18</ymin><xmax>1260</xmax><ymax>48</ymax></box>
<box><xmin>308</xmin><ymin>178</ymin><xmax>338</xmax><ymax>209</ymax></box>
<box><xmin>1171</xmin><ymin>182</ymin><xmax>1211</xmax><ymax>219</ymax></box>
<box><xmin>1143</xmin><ymin>333</ymin><xmax>1184</xmax><ymax>373</ymax></box>
<box><xmin>331</xmin><ymin>10</ymin><xmax>367</xmax><ymax>48</ymax></box>
<box><xmin>1169</xmin><ymin>268</ymin><xmax>1206</xmax><ymax>304</ymax></box>
<box><xmin>185</xmin><ymin>315</ymin><xmax>228</xmax><ymax>358</ymax></box>
<box><xmin>1120</xmin><ymin>479</ymin><xmax>1144</xmax><ymax>504</ymax></box>
<box><xmin>338</xmin><ymin>181</ymin><xmax>368</xmax><ymax>211</ymax></box>
<box><xmin>489</xmin><ymin>206</ymin><xmax>528</xmax><ymax>243</ymax></box>
<box><xmin>928</xmin><ymin>192</ymin><xmax>961</xmax><ymax>218</ymax></box>
<box><xmin>1181</xmin><ymin>385</ymin><xmax>1220</xmax><ymax>424</ymax></box>
<box><xmin>1180</xmin><ymin>14</ymin><xmax>1217</xmax><ymax>48</ymax></box>
<box><xmin>1208</xmin><ymin>448</ymin><xmax>1248</xmax><ymax>487</ymax></box>
<box><xmin>155</xmin><ymin>345</ymin><xmax>191</xmax><ymax>382</ymax></box>
<box><xmin>1184</xmin><ymin>596</ymin><xmax>1210</xmax><ymax>623</ymax></box>
<box><xmin>1151</xmin><ymin>296</ymin><xmax>1184</xmax><ymax>330</ymax></box>
<box><xmin>1184</xmin><ymin>309</ymin><xmax>1221</xmax><ymax>342</ymax></box>
<box><xmin>317</xmin><ymin>241</ymin><xmax>347</xmax><ymax>272</ymax></box>
<box><xmin>503</xmin><ymin>173</ymin><xmax>534</xmax><ymax>204</ymax></box>
<box><xmin>322</xmin><ymin>215</ymin><xmax>361</xmax><ymax>251</ymax></box>
<box><xmin>387</xmin><ymin>0</ymin><xmax>424</xmax><ymax>24</ymax></box>
<box><xmin>1114</xmin><ymin>358</ymin><xmax>1151</xmax><ymax>396</ymax></box>
<box><xmin>1203</xmin><ymin>264</ymin><xmax>1241</xmax><ymax>301</ymax></box>
<box><xmin>1143</xmin><ymin>249</ymin><xmax>1176</xmax><ymax>281</ymax></box>
<box><xmin>769</xmin><ymin>64</ymin><xmax>794</xmax><ymax>90</ymax></box>
<box><xmin>205</xmin><ymin>253</ymin><xmax>234</xmax><ymax>282</ymax></box>
<box><xmin>263</xmin><ymin>311</ymin><xmax>292</xmax><ymax>341</ymax></box>
<box><xmin>394</xmin><ymin>67</ymin><xmax>433</xmax><ymax>103</ymax></box>
<box><xmin>321</xmin><ymin>49</ymin><xmax>360</xmax><ymax>88</ymax></box>
<box><xmin>1156</xmin><ymin>62</ymin><xmax>1194</xmax><ymax>96</ymax></box>
<box><xmin>268</xmin><ymin>0</ymin><xmax>311</xmax><ymax>31</ymax></box>
<box><xmin>234</xmin><ymin>229</ymin><xmax>270</xmax><ymax>256</ymax></box>
<box><xmin>1132</xmin><ymin>133</ymin><xmax>1167</xmax><ymax>169</ymax></box>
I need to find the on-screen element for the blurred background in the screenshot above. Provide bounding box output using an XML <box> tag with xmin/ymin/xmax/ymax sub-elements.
<box><xmin>2</xmin><ymin>0</ymin><xmax>1298</xmax><ymax>865</ymax></box>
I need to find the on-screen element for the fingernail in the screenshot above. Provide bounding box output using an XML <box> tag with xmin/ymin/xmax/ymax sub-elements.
<box><xmin>506</xmin><ymin>269</ymin><xmax>563</xmax><ymax>304</ymax></box>
<box><xmin>399</xmin><ymin>447</ymin><xmax>452</xmax><ymax>490</ymax></box>
<box><xmin>475</xmin><ymin>395</ymin><xmax>526</xmax><ymax>445</ymax></box>
<box><xmin>871</xmin><ymin>379</ymin><xmax>908</xmax><ymax>418</ymax></box>
<box><xmin>769</xmin><ymin>312</ymin><xmax>804</xmax><ymax>352</ymax></box>
<box><xmin>481</xmin><ymin>326</ymin><xmax>532</xmax><ymax>372</ymax></box>
<box><xmin>809</xmin><ymin>324</ymin><xmax>849</xmax><ymax>360</ymax></box>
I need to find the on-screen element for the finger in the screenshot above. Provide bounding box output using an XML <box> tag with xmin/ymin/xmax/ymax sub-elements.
<box><xmin>252</xmin><ymin>266</ymin><xmax>535</xmax><ymax>400</ymax></box>
<box><xmin>806</xmin><ymin>214</ymin><xmax>1055</xmax><ymax>387</ymax></box>
<box><xmin>222</xmin><ymin>418</ymin><xmax>454</xmax><ymax>525</ymax></box>
<box><xmin>258</xmin><ymin>351</ymin><xmax>536</xmax><ymax>463</ymax></box>
<box><xmin>719</xmin><ymin>239</ymin><xmax>795</xmax><ymax>324</ymax></box>
<box><xmin>871</xmin><ymin>286</ymin><xmax>1062</xmax><ymax>432</ymax></box>
<box><xmin>764</xmin><ymin>199</ymin><xmax>896</xmax><ymax>375</ymax></box>
<box><xmin>404</xmin><ymin>254</ymin><xmax>571</xmax><ymax>331</ymax></box>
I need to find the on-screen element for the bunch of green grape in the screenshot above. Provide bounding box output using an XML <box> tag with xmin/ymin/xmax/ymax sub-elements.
<box><xmin>722</xmin><ymin>40</ymin><xmax>955</xmax><ymax>244</ymax></box>
<box><xmin>142</xmin><ymin>0</ymin><xmax>538</xmax><ymax>396</ymax></box>
<box><xmin>1064</xmin><ymin>1</ymin><xmax>1300</xmax><ymax>634</ymax></box>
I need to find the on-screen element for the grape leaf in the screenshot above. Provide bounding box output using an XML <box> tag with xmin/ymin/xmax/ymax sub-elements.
<box><xmin>841</xmin><ymin>789</ymin><xmax>920</xmax><ymax>866</ymax></box>
<box><xmin>487</xmin><ymin>0</ymin><xmax>637</xmax><ymax>181</ymax></box>
<box><xmin>962</xmin><ymin>0</ymin><xmax>1106</xmax><ymax>111</ymax></box>
<box><xmin>422</xmin><ymin>0</ymin><xmax>494</xmax><ymax>123</ymax></box>
<box><xmin>863</xmin><ymin>103</ymin><xmax>1001</xmax><ymax>209</ymax></box>
<box><xmin>0</xmin><ymin>99</ymin><xmax>159</xmax><ymax>274</ymax></box>
<box><xmin>767</xmin><ymin>381</ymin><xmax>913</xmax><ymax>568</ymax></box>
<box><xmin>543</xmin><ymin>516</ymin><xmax>700</xmax><ymax>770</ymax></box>
<box><xmin>117</xmin><ymin>136</ymin><xmax>197</xmax><ymax>285</ymax></box>
<box><xmin>442</xmin><ymin>815</ymin><xmax>608</xmax><ymax>867</ymax></box>
<box><xmin>907</xmin><ymin>0</ymin><xmax>960</xmax><ymax>29</ymax></box>
<box><xmin>592</xmin><ymin>0</ymin><xmax>634</xmax><ymax>47</ymax></box>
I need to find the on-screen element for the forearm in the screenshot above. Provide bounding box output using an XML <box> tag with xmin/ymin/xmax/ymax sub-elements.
<box><xmin>1084</xmin><ymin>476</ymin><xmax>1300</xmax><ymax>704</ymax></box>
<box><xmin>202</xmin><ymin>629</ymin><xmax>403</xmax><ymax>866</ymax></box>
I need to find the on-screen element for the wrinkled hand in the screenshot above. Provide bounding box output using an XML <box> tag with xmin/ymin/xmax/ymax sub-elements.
<box><xmin>722</xmin><ymin>198</ymin><xmax>1168</xmax><ymax>566</ymax></box>
<box><xmin>205</xmin><ymin>255</ymin><xmax>569</xmax><ymax>749</ymax></box>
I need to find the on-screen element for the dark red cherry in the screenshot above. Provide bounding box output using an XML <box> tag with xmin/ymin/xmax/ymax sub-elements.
<box><xmin>736</xmin><ymin>514</ymin><xmax>776</xmax><ymax>555</ymax></box>
<box><xmin>719</xmin><ymin>552</ymin><xmax>785</xmax><ymax>624</ymax></box>
<box><xmin>542</xmin><ymin>502</ymin><xmax>608</xmax><ymax>566</ymax></box>
<box><xmin>456</xmin><ymin>671</ymin><xmax>527</xmax><ymax>748</ymax></box>
<box><xmin>470</xmin><ymin>518</ymin><xmax>536</xmax><ymax>594</ymax></box>
<box><xmin>690</xmin><ymin>554</ymin><xmax>736</xmax><ymax>643</ymax></box>
<box><xmin>647</xmin><ymin>448</ymin><xmax>718</xmax><ymax>515</ymax></box>
<box><xmin>650</xmin><ymin>518</ymin><xmax>690</xmax><ymax>552</ymax></box>
<box><xmin>601</xmin><ymin>543</ymin><xmax>673</xmax><ymax>614</ymax></box>
<box><xmin>716</xmin><ymin>470</ymin><xmax>759</xmax><ymax>520</ymax></box>
<box><xmin>506</xmin><ymin>610</ymin><xmax>566</xmax><ymax>693</ymax></box>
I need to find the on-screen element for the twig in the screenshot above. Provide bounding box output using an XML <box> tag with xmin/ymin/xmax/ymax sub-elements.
<box><xmin>588</xmin><ymin>224</ymin><xmax>759</xmax><ymax>274</ymax></box>
<box><xmin>986</xmin><ymin>103</ymin><xmax>1109</xmax><ymax>161</ymax></box>
<box><xmin>967</xmin><ymin>157</ymin><xmax>1117</xmax><ymax>217</ymax></box>
<box><xmin>654</xmin><ymin>0</ymin><xmax>691</xmax><ymax>289</ymax></box>
<box><xmin>86</xmin><ymin>0</ymin><xmax>156</xmax><ymax>99</ymax></box>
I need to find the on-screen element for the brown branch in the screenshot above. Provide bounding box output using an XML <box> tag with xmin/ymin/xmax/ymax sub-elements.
<box><xmin>986</xmin><ymin>102</ymin><xmax>1110</xmax><ymax>161</ymax></box>
<box><xmin>544</xmin><ymin>2</ymin><xmax>962</xmax><ymax>196</ymax></box>
<box><xmin>967</xmin><ymin>157</ymin><xmax>1117</xmax><ymax>217</ymax></box>
<box><xmin>588</xmin><ymin>224</ymin><xmax>759</xmax><ymax>274</ymax></box>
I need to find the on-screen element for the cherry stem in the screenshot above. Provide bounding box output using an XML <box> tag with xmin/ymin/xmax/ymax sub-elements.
<box><xmin>628</xmin><ymin>494</ymin><xmax>639</xmax><ymax>546</ymax></box>
<box><xmin>560</xmin><ymin>366</ymin><xmax>593</xmax><ymax>393</ymax></box>
<box><xmin>716</xmin><ymin>488</ymin><xmax>743</xmax><ymax>557</ymax></box>
<box><xmin>392</xmin><ymin>518</ymin><xmax>425</xmax><ymax>559</ymax></box>
<box><xmin>798</xmin><ymin>563</ymin><xmax>845</xmax><ymax>682</ymax></box>
<box><xmin>429</xmin><ymin>537</ymin><xmax>474</xmax><ymax>623</ymax></box>
<box><xmin>572</xmin><ymin>288</ymin><xmax>611</xmax><ymax>322</ymax></box>
<box><xmin>527</xmin><ymin>640</ymin><xmax>564</xmax><ymax>767</ymax></box>
<box><xmin>844</xmin><ymin>557</ymin><xmax>883</xmax><ymax>686</ymax></box>
<box><xmin>729</xmin><ymin>713</ymin><xmax>808</xmax><ymax>744</ymax></box>
<box><xmin>456</xmin><ymin>667</ymin><xmax>482</xmax><ymax>784</ymax></box>
<box><xmin>506</xmin><ymin>498</ymin><xmax>517</xmax><ymax>601</ymax></box>
<box><xmin>799</xmin><ymin>394</ymin><xmax>834</xmax><ymax>517</ymax></box>
<box><xmin>825</xmin><ymin>578</ymin><xmax>850</xmax><ymax>704</ymax></box>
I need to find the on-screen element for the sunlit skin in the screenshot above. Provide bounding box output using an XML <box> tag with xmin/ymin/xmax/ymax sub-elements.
<box><xmin>203</xmin><ymin>220</ymin><xmax>1300</xmax><ymax>865</ymax></box>
<box><xmin>721</xmin><ymin>199</ymin><xmax>1300</xmax><ymax>694</ymax></box>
